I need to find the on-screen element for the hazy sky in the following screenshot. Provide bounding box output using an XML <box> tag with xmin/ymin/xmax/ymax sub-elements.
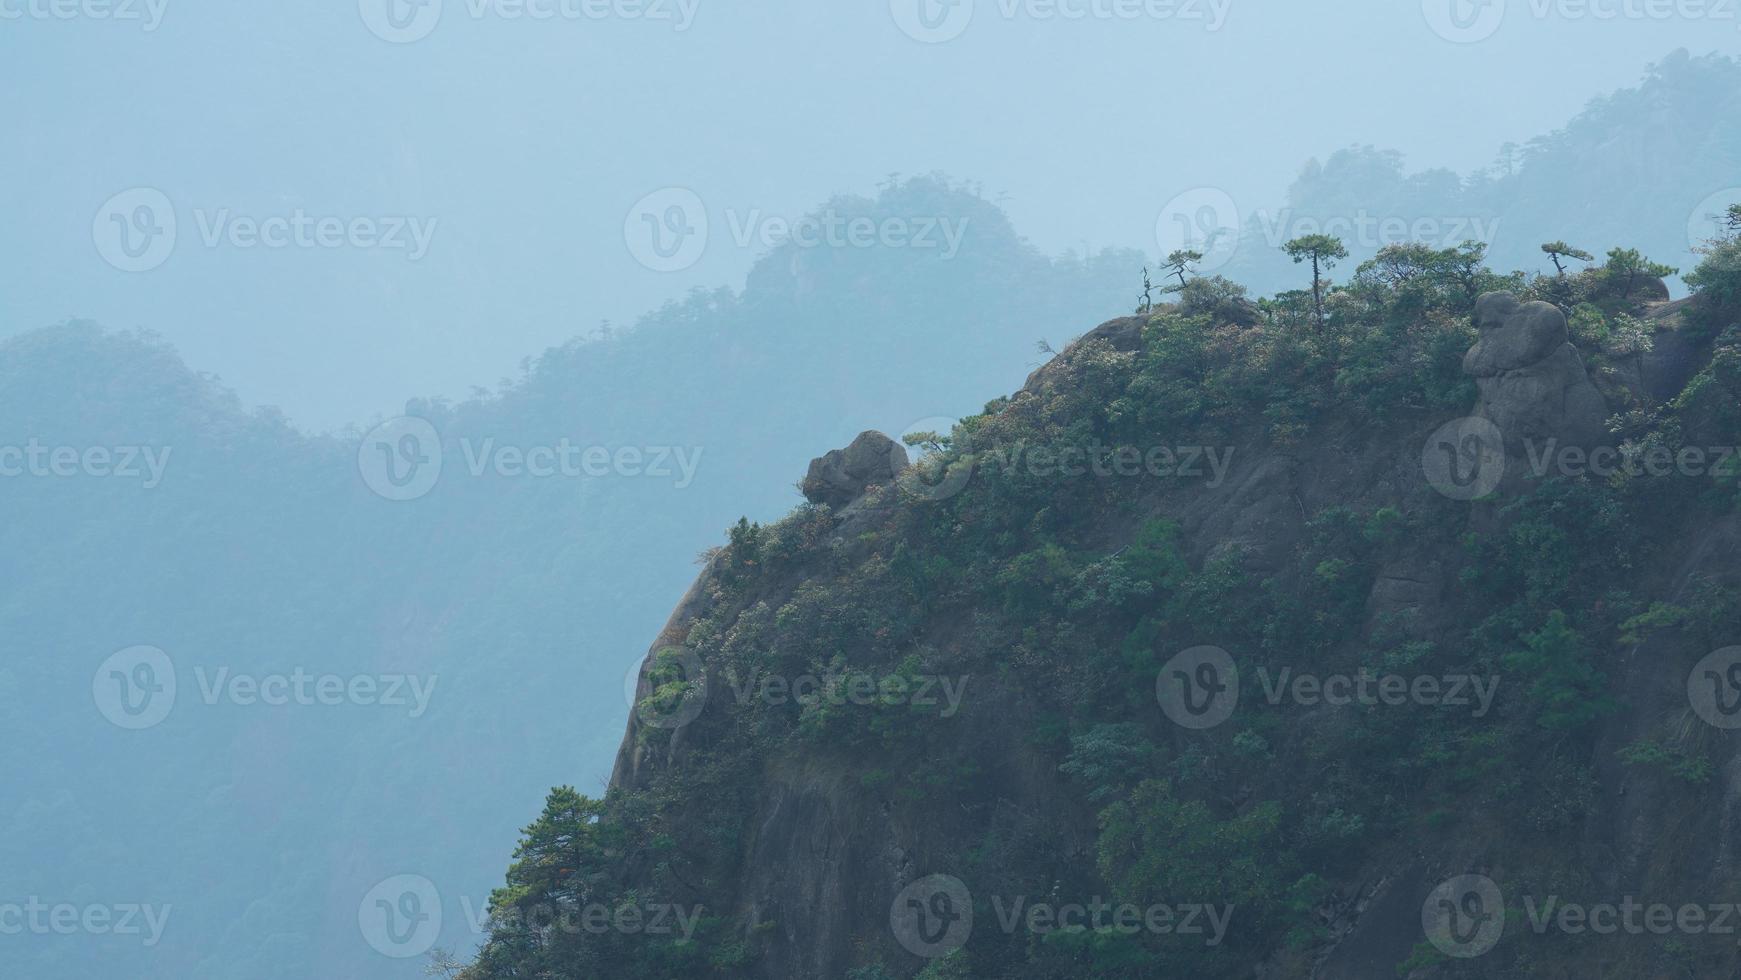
<box><xmin>5</xmin><ymin>0</ymin><xmax>1734</xmax><ymax>430</ymax></box>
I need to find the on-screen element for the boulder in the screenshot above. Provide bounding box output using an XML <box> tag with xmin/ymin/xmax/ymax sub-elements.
<box><xmin>1465</xmin><ymin>292</ymin><xmax>1609</xmax><ymax>456</ymax></box>
<box><xmin>1464</xmin><ymin>293</ymin><xmax>1570</xmax><ymax>377</ymax></box>
<box><xmin>800</xmin><ymin>431</ymin><xmax>908</xmax><ymax>508</ymax></box>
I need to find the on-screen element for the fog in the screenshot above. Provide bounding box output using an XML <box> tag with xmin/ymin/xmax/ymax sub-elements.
<box><xmin>5</xmin><ymin>1</ymin><xmax>1727</xmax><ymax>429</ymax></box>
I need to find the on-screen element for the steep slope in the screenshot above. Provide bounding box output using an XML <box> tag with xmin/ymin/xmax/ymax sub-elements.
<box><xmin>464</xmin><ymin>233</ymin><xmax>1741</xmax><ymax>978</ymax></box>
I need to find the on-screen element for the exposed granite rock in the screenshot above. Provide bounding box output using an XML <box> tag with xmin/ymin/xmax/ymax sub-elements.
<box><xmin>1465</xmin><ymin>292</ymin><xmax>1609</xmax><ymax>461</ymax></box>
<box><xmin>1021</xmin><ymin>315</ymin><xmax>1146</xmax><ymax>394</ymax></box>
<box><xmin>800</xmin><ymin>431</ymin><xmax>908</xmax><ymax>508</ymax></box>
<box><xmin>1464</xmin><ymin>293</ymin><xmax>1571</xmax><ymax>376</ymax></box>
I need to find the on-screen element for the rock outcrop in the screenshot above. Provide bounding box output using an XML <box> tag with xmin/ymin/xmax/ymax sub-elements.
<box><xmin>1464</xmin><ymin>291</ymin><xmax>1609</xmax><ymax>462</ymax></box>
<box><xmin>800</xmin><ymin>430</ymin><xmax>908</xmax><ymax>509</ymax></box>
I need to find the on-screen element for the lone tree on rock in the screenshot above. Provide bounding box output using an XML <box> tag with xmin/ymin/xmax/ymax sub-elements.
<box><xmin>1163</xmin><ymin>248</ymin><xmax>1204</xmax><ymax>289</ymax></box>
<box><xmin>1541</xmin><ymin>241</ymin><xmax>1594</xmax><ymax>275</ymax></box>
<box><xmin>1283</xmin><ymin>234</ymin><xmax>1348</xmax><ymax>327</ymax></box>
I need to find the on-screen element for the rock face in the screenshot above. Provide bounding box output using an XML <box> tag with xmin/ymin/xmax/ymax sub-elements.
<box><xmin>800</xmin><ymin>431</ymin><xmax>908</xmax><ymax>508</ymax></box>
<box><xmin>589</xmin><ymin>302</ymin><xmax>1733</xmax><ymax>980</ymax></box>
<box><xmin>1465</xmin><ymin>292</ymin><xmax>1609</xmax><ymax>458</ymax></box>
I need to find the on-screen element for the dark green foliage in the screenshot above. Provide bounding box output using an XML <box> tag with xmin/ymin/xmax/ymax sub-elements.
<box><xmin>464</xmin><ymin>224</ymin><xmax>1741</xmax><ymax>979</ymax></box>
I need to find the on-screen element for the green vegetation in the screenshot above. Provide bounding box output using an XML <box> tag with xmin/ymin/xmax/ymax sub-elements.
<box><xmin>462</xmin><ymin>227</ymin><xmax>1741</xmax><ymax>978</ymax></box>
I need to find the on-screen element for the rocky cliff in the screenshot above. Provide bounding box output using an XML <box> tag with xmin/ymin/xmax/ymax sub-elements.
<box><xmin>466</xmin><ymin>252</ymin><xmax>1741</xmax><ymax>979</ymax></box>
